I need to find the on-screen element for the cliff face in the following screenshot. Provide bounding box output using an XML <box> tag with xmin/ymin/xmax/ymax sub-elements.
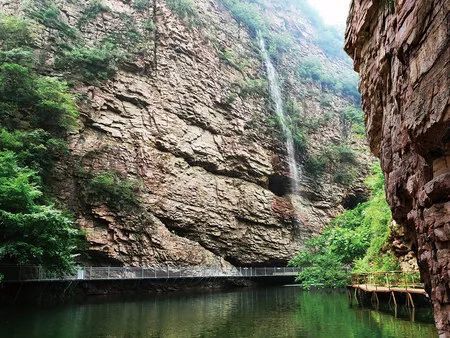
<box><xmin>2</xmin><ymin>0</ymin><xmax>370</xmax><ymax>270</ymax></box>
<box><xmin>345</xmin><ymin>0</ymin><xmax>449</xmax><ymax>334</ymax></box>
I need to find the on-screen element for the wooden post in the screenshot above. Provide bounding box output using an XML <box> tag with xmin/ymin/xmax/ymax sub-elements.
<box><xmin>372</xmin><ymin>291</ymin><xmax>379</xmax><ymax>308</ymax></box>
<box><xmin>391</xmin><ymin>291</ymin><xmax>397</xmax><ymax>307</ymax></box>
<box><xmin>354</xmin><ymin>288</ymin><xmax>359</xmax><ymax>305</ymax></box>
<box><xmin>407</xmin><ymin>292</ymin><xmax>415</xmax><ymax>308</ymax></box>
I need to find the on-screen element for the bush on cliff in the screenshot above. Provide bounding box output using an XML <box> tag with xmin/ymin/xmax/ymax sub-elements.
<box><xmin>0</xmin><ymin>16</ymin><xmax>82</xmax><ymax>274</ymax></box>
<box><xmin>166</xmin><ymin>0</ymin><xmax>200</xmax><ymax>26</ymax></box>
<box><xmin>85</xmin><ymin>171</ymin><xmax>140</xmax><ymax>211</ymax></box>
<box><xmin>0</xmin><ymin>151</ymin><xmax>82</xmax><ymax>273</ymax></box>
<box><xmin>55</xmin><ymin>43</ymin><xmax>123</xmax><ymax>84</ymax></box>
<box><xmin>289</xmin><ymin>163</ymin><xmax>396</xmax><ymax>288</ymax></box>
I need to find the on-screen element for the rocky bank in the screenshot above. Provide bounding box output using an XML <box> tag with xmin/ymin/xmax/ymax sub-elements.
<box><xmin>345</xmin><ymin>0</ymin><xmax>449</xmax><ymax>334</ymax></box>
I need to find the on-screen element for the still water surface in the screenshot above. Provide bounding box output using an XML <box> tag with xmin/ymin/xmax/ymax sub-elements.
<box><xmin>0</xmin><ymin>286</ymin><xmax>437</xmax><ymax>338</ymax></box>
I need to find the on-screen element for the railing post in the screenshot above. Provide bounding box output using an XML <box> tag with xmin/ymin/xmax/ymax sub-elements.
<box><xmin>264</xmin><ymin>267</ymin><xmax>267</xmax><ymax>276</ymax></box>
<box><xmin>167</xmin><ymin>264</ymin><xmax>169</xmax><ymax>278</ymax></box>
<box><xmin>107</xmin><ymin>266</ymin><xmax>110</xmax><ymax>279</ymax></box>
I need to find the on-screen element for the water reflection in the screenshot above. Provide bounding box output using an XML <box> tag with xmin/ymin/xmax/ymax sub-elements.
<box><xmin>0</xmin><ymin>287</ymin><xmax>437</xmax><ymax>338</ymax></box>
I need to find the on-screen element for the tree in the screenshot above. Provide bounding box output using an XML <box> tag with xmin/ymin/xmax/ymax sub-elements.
<box><xmin>0</xmin><ymin>151</ymin><xmax>82</xmax><ymax>273</ymax></box>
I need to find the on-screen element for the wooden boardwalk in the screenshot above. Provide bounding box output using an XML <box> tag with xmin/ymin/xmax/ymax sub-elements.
<box><xmin>349</xmin><ymin>272</ymin><xmax>429</xmax><ymax>309</ymax></box>
<box><xmin>352</xmin><ymin>284</ymin><xmax>427</xmax><ymax>295</ymax></box>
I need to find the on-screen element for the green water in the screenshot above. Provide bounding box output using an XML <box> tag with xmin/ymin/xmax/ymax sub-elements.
<box><xmin>0</xmin><ymin>286</ymin><xmax>437</xmax><ymax>338</ymax></box>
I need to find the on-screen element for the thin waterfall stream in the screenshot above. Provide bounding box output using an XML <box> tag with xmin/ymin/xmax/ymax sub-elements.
<box><xmin>259</xmin><ymin>36</ymin><xmax>300</xmax><ymax>194</ymax></box>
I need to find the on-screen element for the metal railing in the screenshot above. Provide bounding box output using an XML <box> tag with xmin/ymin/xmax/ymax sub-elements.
<box><xmin>0</xmin><ymin>265</ymin><xmax>301</xmax><ymax>282</ymax></box>
<box><xmin>351</xmin><ymin>271</ymin><xmax>423</xmax><ymax>290</ymax></box>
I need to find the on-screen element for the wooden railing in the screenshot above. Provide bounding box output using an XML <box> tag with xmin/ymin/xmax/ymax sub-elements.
<box><xmin>351</xmin><ymin>271</ymin><xmax>423</xmax><ymax>290</ymax></box>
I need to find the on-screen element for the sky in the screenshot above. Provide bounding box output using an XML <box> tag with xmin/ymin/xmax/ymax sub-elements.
<box><xmin>306</xmin><ymin>0</ymin><xmax>352</xmax><ymax>27</ymax></box>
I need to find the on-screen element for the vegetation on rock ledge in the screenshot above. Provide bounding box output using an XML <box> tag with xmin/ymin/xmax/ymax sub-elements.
<box><xmin>0</xmin><ymin>14</ymin><xmax>83</xmax><ymax>274</ymax></box>
<box><xmin>289</xmin><ymin>163</ymin><xmax>398</xmax><ymax>288</ymax></box>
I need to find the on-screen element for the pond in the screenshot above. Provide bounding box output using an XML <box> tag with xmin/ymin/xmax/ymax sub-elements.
<box><xmin>0</xmin><ymin>286</ymin><xmax>437</xmax><ymax>338</ymax></box>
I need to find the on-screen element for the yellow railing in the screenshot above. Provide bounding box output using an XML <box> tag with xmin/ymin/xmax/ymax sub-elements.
<box><xmin>351</xmin><ymin>271</ymin><xmax>423</xmax><ymax>289</ymax></box>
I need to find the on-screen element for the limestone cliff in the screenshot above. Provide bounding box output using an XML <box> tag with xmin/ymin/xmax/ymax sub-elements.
<box><xmin>345</xmin><ymin>0</ymin><xmax>449</xmax><ymax>334</ymax></box>
<box><xmin>2</xmin><ymin>0</ymin><xmax>371</xmax><ymax>271</ymax></box>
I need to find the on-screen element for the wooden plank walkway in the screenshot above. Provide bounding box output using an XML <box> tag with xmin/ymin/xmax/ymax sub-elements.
<box><xmin>349</xmin><ymin>272</ymin><xmax>430</xmax><ymax>309</ymax></box>
<box><xmin>352</xmin><ymin>284</ymin><xmax>427</xmax><ymax>295</ymax></box>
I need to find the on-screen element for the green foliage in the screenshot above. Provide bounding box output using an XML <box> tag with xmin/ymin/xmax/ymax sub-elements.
<box><xmin>284</xmin><ymin>98</ymin><xmax>303</xmax><ymax>117</ymax></box>
<box><xmin>266</xmin><ymin>32</ymin><xmax>293</xmax><ymax>60</ymax></box>
<box><xmin>219</xmin><ymin>0</ymin><xmax>266</xmax><ymax>35</ymax></box>
<box><xmin>166</xmin><ymin>0</ymin><xmax>200</xmax><ymax>26</ymax></box>
<box><xmin>303</xmin><ymin>155</ymin><xmax>327</xmax><ymax>178</ymax></box>
<box><xmin>56</xmin><ymin>43</ymin><xmax>123</xmax><ymax>83</ymax></box>
<box><xmin>85</xmin><ymin>171</ymin><xmax>140</xmax><ymax>211</ymax></box>
<box><xmin>353</xmin><ymin>165</ymin><xmax>399</xmax><ymax>272</ymax></box>
<box><xmin>289</xmin><ymin>248</ymin><xmax>350</xmax><ymax>288</ymax></box>
<box><xmin>327</xmin><ymin>144</ymin><xmax>357</xmax><ymax>164</ymax></box>
<box><xmin>219</xmin><ymin>48</ymin><xmax>248</xmax><ymax>71</ymax></box>
<box><xmin>0</xmin><ymin>17</ymin><xmax>83</xmax><ymax>274</ymax></box>
<box><xmin>341</xmin><ymin>106</ymin><xmax>365</xmax><ymax>137</ymax></box>
<box><xmin>27</xmin><ymin>1</ymin><xmax>77</xmax><ymax>39</ymax></box>
<box><xmin>78</xmin><ymin>0</ymin><xmax>111</xmax><ymax>28</ymax></box>
<box><xmin>239</xmin><ymin>78</ymin><xmax>267</xmax><ymax>98</ymax></box>
<box><xmin>0</xmin><ymin>48</ymin><xmax>35</xmax><ymax>67</ymax></box>
<box><xmin>33</xmin><ymin>76</ymin><xmax>79</xmax><ymax>130</ymax></box>
<box><xmin>0</xmin><ymin>15</ymin><xmax>35</xmax><ymax>50</ymax></box>
<box><xmin>102</xmin><ymin>13</ymin><xmax>144</xmax><ymax>53</ymax></box>
<box><xmin>143</xmin><ymin>18</ymin><xmax>155</xmax><ymax>32</ymax></box>
<box><xmin>292</xmin><ymin>129</ymin><xmax>307</xmax><ymax>154</ymax></box>
<box><xmin>297</xmin><ymin>57</ymin><xmax>360</xmax><ymax>102</ymax></box>
<box><xmin>333</xmin><ymin>167</ymin><xmax>357</xmax><ymax>185</ymax></box>
<box><xmin>297</xmin><ymin>57</ymin><xmax>336</xmax><ymax>89</ymax></box>
<box><xmin>0</xmin><ymin>63</ymin><xmax>78</xmax><ymax>134</ymax></box>
<box><xmin>267</xmin><ymin>110</ymin><xmax>310</xmax><ymax>155</ymax></box>
<box><xmin>0</xmin><ymin>151</ymin><xmax>82</xmax><ymax>273</ymax></box>
<box><xmin>224</xmin><ymin>92</ymin><xmax>238</xmax><ymax>105</ymax></box>
<box><xmin>384</xmin><ymin>0</ymin><xmax>396</xmax><ymax>12</ymax></box>
<box><xmin>0</xmin><ymin>128</ymin><xmax>67</xmax><ymax>176</ymax></box>
<box><xmin>304</xmin><ymin>143</ymin><xmax>357</xmax><ymax>184</ymax></box>
<box><xmin>290</xmin><ymin>163</ymin><xmax>395</xmax><ymax>288</ymax></box>
<box><xmin>133</xmin><ymin>0</ymin><xmax>151</xmax><ymax>12</ymax></box>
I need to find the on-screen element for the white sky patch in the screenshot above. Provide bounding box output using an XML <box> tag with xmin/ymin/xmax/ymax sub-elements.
<box><xmin>306</xmin><ymin>0</ymin><xmax>352</xmax><ymax>27</ymax></box>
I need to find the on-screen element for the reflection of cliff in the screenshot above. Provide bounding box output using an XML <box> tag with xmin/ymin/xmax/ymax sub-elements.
<box><xmin>345</xmin><ymin>0</ymin><xmax>449</xmax><ymax>334</ymax></box>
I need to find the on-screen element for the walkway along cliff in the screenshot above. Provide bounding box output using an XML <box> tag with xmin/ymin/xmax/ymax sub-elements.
<box><xmin>345</xmin><ymin>0</ymin><xmax>449</xmax><ymax>335</ymax></box>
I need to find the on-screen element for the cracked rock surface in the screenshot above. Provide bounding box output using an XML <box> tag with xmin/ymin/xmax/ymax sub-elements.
<box><xmin>345</xmin><ymin>0</ymin><xmax>449</xmax><ymax>334</ymax></box>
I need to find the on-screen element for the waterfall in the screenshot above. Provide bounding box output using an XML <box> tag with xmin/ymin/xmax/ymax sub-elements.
<box><xmin>259</xmin><ymin>36</ymin><xmax>300</xmax><ymax>193</ymax></box>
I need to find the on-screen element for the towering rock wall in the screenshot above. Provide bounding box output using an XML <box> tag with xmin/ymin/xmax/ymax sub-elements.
<box><xmin>2</xmin><ymin>0</ymin><xmax>370</xmax><ymax>272</ymax></box>
<box><xmin>345</xmin><ymin>0</ymin><xmax>449</xmax><ymax>334</ymax></box>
